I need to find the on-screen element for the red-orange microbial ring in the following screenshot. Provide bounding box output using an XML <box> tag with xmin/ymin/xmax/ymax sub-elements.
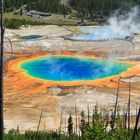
<box><xmin>4</xmin><ymin>53</ymin><xmax>140</xmax><ymax>94</ymax></box>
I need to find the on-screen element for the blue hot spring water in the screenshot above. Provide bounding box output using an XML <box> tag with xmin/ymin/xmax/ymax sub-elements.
<box><xmin>70</xmin><ymin>26</ymin><xmax>128</xmax><ymax>41</ymax></box>
<box><xmin>21</xmin><ymin>35</ymin><xmax>42</xmax><ymax>40</ymax></box>
<box><xmin>20</xmin><ymin>56</ymin><xmax>132</xmax><ymax>82</ymax></box>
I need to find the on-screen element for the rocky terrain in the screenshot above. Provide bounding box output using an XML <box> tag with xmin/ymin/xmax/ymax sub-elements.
<box><xmin>3</xmin><ymin>25</ymin><xmax>140</xmax><ymax>132</ymax></box>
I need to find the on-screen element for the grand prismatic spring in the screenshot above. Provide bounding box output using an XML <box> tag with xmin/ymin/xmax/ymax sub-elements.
<box><xmin>20</xmin><ymin>56</ymin><xmax>133</xmax><ymax>82</ymax></box>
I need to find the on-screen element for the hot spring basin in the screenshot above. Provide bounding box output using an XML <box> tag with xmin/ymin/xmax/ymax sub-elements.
<box><xmin>21</xmin><ymin>35</ymin><xmax>42</xmax><ymax>40</ymax></box>
<box><xmin>20</xmin><ymin>56</ymin><xmax>132</xmax><ymax>81</ymax></box>
<box><xmin>70</xmin><ymin>26</ymin><xmax>129</xmax><ymax>41</ymax></box>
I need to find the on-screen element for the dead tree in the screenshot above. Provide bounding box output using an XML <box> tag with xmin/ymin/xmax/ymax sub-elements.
<box><xmin>5</xmin><ymin>37</ymin><xmax>13</xmax><ymax>57</ymax></box>
<box><xmin>131</xmin><ymin>107</ymin><xmax>140</xmax><ymax>140</ymax></box>
<box><xmin>0</xmin><ymin>1</ymin><xmax>4</xmax><ymax>139</ymax></box>
<box><xmin>75</xmin><ymin>102</ymin><xmax>78</xmax><ymax>135</ymax></box>
<box><xmin>36</xmin><ymin>109</ymin><xmax>43</xmax><ymax>140</ymax></box>
<box><xmin>59</xmin><ymin>108</ymin><xmax>63</xmax><ymax>140</ymax></box>
<box><xmin>128</xmin><ymin>78</ymin><xmax>131</xmax><ymax>133</ymax></box>
<box><xmin>87</xmin><ymin>104</ymin><xmax>90</xmax><ymax>125</ymax></box>
<box><xmin>113</xmin><ymin>77</ymin><xmax>120</xmax><ymax>129</ymax></box>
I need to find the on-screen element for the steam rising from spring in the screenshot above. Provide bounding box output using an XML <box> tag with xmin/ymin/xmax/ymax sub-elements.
<box><xmin>71</xmin><ymin>6</ymin><xmax>140</xmax><ymax>41</ymax></box>
<box><xmin>108</xmin><ymin>6</ymin><xmax>140</xmax><ymax>37</ymax></box>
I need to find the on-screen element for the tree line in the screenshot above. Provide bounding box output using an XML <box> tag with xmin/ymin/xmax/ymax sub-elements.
<box><xmin>66</xmin><ymin>105</ymin><xmax>140</xmax><ymax>140</ymax></box>
<box><xmin>4</xmin><ymin>105</ymin><xmax>140</xmax><ymax>140</ymax></box>
<box><xmin>69</xmin><ymin>0</ymin><xmax>140</xmax><ymax>21</ymax></box>
<box><xmin>4</xmin><ymin>0</ymin><xmax>140</xmax><ymax>17</ymax></box>
<box><xmin>4</xmin><ymin>0</ymin><xmax>69</xmax><ymax>14</ymax></box>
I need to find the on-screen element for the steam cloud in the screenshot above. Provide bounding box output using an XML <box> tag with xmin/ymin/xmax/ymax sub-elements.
<box><xmin>108</xmin><ymin>6</ymin><xmax>140</xmax><ymax>37</ymax></box>
<box><xmin>71</xmin><ymin>6</ymin><xmax>140</xmax><ymax>41</ymax></box>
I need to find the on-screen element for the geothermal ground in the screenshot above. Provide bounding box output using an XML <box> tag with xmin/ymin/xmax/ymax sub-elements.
<box><xmin>4</xmin><ymin>25</ymin><xmax>140</xmax><ymax>132</ymax></box>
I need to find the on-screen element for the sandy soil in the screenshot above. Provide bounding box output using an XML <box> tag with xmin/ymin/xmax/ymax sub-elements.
<box><xmin>4</xmin><ymin>25</ymin><xmax>140</xmax><ymax>132</ymax></box>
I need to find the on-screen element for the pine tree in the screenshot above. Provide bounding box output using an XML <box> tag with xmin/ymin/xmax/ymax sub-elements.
<box><xmin>80</xmin><ymin>110</ymin><xmax>86</xmax><ymax>140</ymax></box>
<box><xmin>67</xmin><ymin>115</ymin><xmax>73</xmax><ymax>136</ymax></box>
<box><xmin>85</xmin><ymin>106</ymin><xmax>106</xmax><ymax>140</ymax></box>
